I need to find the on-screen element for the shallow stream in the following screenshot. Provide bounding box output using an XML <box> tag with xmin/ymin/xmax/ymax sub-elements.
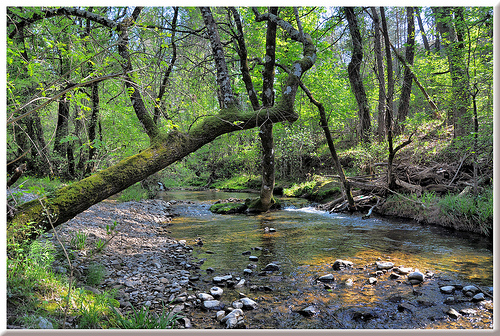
<box><xmin>160</xmin><ymin>190</ymin><xmax>493</xmax><ymax>329</ymax></box>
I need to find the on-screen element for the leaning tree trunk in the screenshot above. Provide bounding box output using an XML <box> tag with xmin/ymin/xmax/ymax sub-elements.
<box><xmin>415</xmin><ymin>7</ymin><xmax>431</xmax><ymax>53</ymax></box>
<box><xmin>345</xmin><ymin>7</ymin><xmax>371</xmax><ymax>143</ymax></box>
<box><xmin>8</xmin><ymin>6</ymin><xmax>317</xmax><ymax>250</ymax></box>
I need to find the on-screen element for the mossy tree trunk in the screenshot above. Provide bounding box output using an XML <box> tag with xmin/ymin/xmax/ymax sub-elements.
<box><xmin>257</xmin><ymin>7</ymin><xmax>279</xmax><ymax>212</ymax></box>
<box><xmin>7</xmin><ymin>6</ymin><xmax>317</xmax><ymax>248</ymax></box>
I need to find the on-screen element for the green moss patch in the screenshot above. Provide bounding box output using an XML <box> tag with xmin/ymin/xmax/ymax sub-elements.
<box><xmin>209</xmin><ymin>202</ymin><xmax>248</xmax><ymax>214</ymax></box>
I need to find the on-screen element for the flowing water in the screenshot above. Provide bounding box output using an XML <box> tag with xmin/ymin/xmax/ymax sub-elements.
<box><xmin>160</xmin><ymin>190</ymin><xmax>493</xmax><ymax>329</ymax></box>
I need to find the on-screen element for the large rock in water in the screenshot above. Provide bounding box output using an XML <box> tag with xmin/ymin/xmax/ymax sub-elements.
<box><xmin>209</xmin><ymin>202</ymin><xmax>247</xmax><ymax>214</ymax></box>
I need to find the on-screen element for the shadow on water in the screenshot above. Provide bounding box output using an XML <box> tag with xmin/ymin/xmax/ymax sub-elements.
<box><xmin>160</xmin><ymin>190</ymin><xmax>493</xmax><ymax>329</ymax></box>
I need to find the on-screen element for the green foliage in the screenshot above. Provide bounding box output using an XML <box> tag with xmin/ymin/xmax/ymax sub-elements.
<box><xmin>118</xmin><ymin>183</ymin><xmax>149</xmax><ymax>202</ymax></box>
<box><xmin>438</xmin><ymin>189</ymin><xmax>493</xmax><ymax>235</ymax></box>
<box><xmin>86</xmin><ymin>262</ymin><xmax>106</xmax><ymax>287</ymax></box>
<box><xmin>110</xmin><ymin>302</ymin><xmax>181</xmax><ymax>329</ymax></box>
<box><xmin>70</xmin><ymin>231</ymin><xmax>88</xmax><ymax>250</ymax></box>
<box><xmin>209</xmin><ymin>202</ymin><xmax>248</xmax><ymax>214</ymax></box>
<box><xmin>211</xmin><ymin>174</ymin><xmax>260</xmax><ymax>190</ymax></box>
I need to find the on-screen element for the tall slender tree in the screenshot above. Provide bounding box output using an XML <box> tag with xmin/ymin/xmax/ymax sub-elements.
<box><xmin>344</xmin><ymin>7</ymin><xmax>371</xmax><ymax>143</ymax></box>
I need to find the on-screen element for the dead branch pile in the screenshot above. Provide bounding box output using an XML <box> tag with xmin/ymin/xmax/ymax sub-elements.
<box><xmin>319</xmin><ymin>159</ymin><xmax>492</xmax><ymax>216</ymax></box>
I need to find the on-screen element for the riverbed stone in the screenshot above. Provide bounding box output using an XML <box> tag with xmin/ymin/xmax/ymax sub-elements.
<box><xmin>472</xmin><ymin>293</ymin><xmax>485</xmax><ymax>302</ymax></box>
<box><xmin>249</xmin><ymin>256</ymin><xmax>259</xmax><ymax>261</ymax></box>
<box><xmin>332</xmin><ymin>259</ymin><xmax>353</xmax><ymax>270</ymax></box>
<box><xmin>220</xmin><ymin>309</ymin><xmax>245</xmax><ymax>329</ymax></box>
<box><xmin>446</xmin><ymin>308</ymin><xmax>460</xmax><ymax>319</ymax></box>
<box><xmin>376</xmin><ymin>261</ymin><xmax>394</xmax><ymax>270</ymax></box>
<box><xmin>368</xmin><ymin>277</ymin><xmax>377</xmax><ymax>284</ymax></box>
<box><xmin>232</xmin><ymin>301</ymin><xmax>243</xmax><ymax>309</ymax></box>
<box><xmin>463</xmin><ymin>285</ymin><xmax>478</xmax><ymax>294</ymax></box>
<box><xmin>239</xmin><ymin>297</ymin><xmax>258</xmax><ymax>310</ymax></box>
<box><xmin>243</xmin><ymin>269</ymin><xmax>253</xmax><ymax>275</ymax></box>
<box><xmin>197</xmin><ymin>293</ymin><xmax>213</xmax><ymax>301</ymax></box>
<box><xmin>210</xmin><ymin>286</ymin><xmax>223</xmax><ymax>298</ymax></box>
<box><xmin>408</xmin><ymin>271</ymin><xmax>425</xmax><ymax>284</ymax></box>
<box><xmin>216</xmin><ymin>310</ymin><xmax>226</xmax><ymax>321</ymax></box>
<box><xmin>297</xmin><ymin>306</ymin><xmax>318</xmax><ymax>317</ymax></box>
<box><xmin>440</xmin><ymin>286</ymin><xmax>455</xmax><ymax>294</ymax></box>
<box><xmin>202</xmin><ymin>300</ymin><xmax>222</xmax><ymax>310</ymax></box>
<box><xmin>459</xmin><ymin>308</ymin><xmax>476</xmax><ymax>315</ymax></box>
<box><xmin>318</xmin><ymin>274</ymin><xmax>335</xmax><ymax>282</ymax></box>
<box><xmin>262</xmin><ymin>263</ymin><xmax>280</xmax><ymax>272</ymax></box>
<box><xmin>234</xmin><ymin>279</ymin><xmax>245</xmax><ymax>288</ymax></box>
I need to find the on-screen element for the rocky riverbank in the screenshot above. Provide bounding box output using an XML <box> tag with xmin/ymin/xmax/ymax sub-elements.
<box><xmin>19</xmin><ymin>197</ymin><xmax>493</xmax><ymax>329</ymax></box>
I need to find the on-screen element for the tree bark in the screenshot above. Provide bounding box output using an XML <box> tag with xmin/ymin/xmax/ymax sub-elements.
<box><xmin>345</xmin><ymin>7</ymin><xmax>371</xmax><ymax>143</ymax></box>
<box><xmin>8</xmin><ymin>6</ymin><xmax>317</xmax><ymax>248</ymax></box>
<box><xmin>256</xmin><ymin>7</ymin><xmax>279</xmax><ymax>212</ymax></box>
<box><xmin>153</xmin><ymin>7</ymin><xmax>179</xmax><ymax>124</ymax></box>
<box><xmin>371</xmin><ymin>7</ymin><xmax>386</xmax><ymax>142</ymax></box>
<box><xmin>117</xmin><ymin>11</ymin><xmax>160</xmax><ymax>141</ymax></box>
<box><xmin>380</xmin><ymin>7</ymin><xmax>396</xmax><ymax>190</ymax></box>
<box><xmin>414</xmin><ymin>7</ymin><xmax>430</xmax><ymax>52</ymax></box>
<box><xmin>396</xmin><ymin>7</ymin><xmax>415</xmax><ymax>132</ymax></box>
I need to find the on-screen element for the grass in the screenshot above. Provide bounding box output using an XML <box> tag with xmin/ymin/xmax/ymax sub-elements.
<box><xmin>118</xmin><ymin>183</ymin><xmax>149</xmax><ymax>202</ymax></box>
<box><xmin>70</xmin><ymin>231</ymin><xmax>88</xmax><ymax>250</ymax></box>
<box><xmin>381</xmin><ymin>188</ymin><xmax>493</xmax><ymax>236</ymax></box>
<box><xmin>86</xmin><ymin>263</ymin><xmax>106</xmax><ymax>287</ymax></box>
<box><xmin>110</xmin><ymin>302</ymin><xmax>181</xmax><ymax>329</ymax></box>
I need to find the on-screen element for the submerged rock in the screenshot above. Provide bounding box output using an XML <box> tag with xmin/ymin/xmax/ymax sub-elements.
<box><xmin>376</xmin><ymin>261</ymin><xmax>394</xmax><ymax>270</ymax></box>
<box><xmin>262</xmin><ymin>263</ymin><xmax>280</xmax><ymax>272</ymax></box>
<box><xmin>318</xmin><ymin>274</ymin><xmax>335</xmax><ymax>282</ymax></box>
<box><xmin>297</xmin><ymin>305</ymin><xmax>319</xmax><ymax>317</ymax></box>
<box><xmin>332</xmin><ymin>259</ymin><xmax>353</xmax><ymax>270</ymax></box>
<box><xmin>440</xmin><ymin>286</ymin><xmax>455</xmax><ymax>294</ymax></box>
<box><xmin>408</xmin><ymin>271</ymin><xmax>425</xmax><ymax>285</ymax></box>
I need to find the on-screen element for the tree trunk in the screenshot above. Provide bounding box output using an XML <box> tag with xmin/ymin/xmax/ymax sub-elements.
<box><xmin>345</xmin><ymin>7</ymin><xmax>371</xmax><ymax>143</ymax></box>
<box><xmin>8</xmin><ymin>6</ymin><xmax>317</xmax><ymax>248</ymax></box>
<box><xmin>396</xmin><ymin>7</ymin><xmax>415</xmax><ymax>132</ymax></box>
<box><xmin>380</xmin><ymin>7</ymin><xmax>396</xmax><ymax>190</ymax></box>
<box><xmin>415</xmin><ymin>7</ymin><xmax>431</xmax><ymax>52</ymax></box>
<box><xmin>153</xmin><ymin>7</ymin><xmax>179</xmax><ymax>124</ymax></box>
<box><xmin>257</xmin><ymin>7</ymin><xmax>279</xmax><ymax>212</ymax></box>
<box><xmin>53</xmin><ymin>93</ymin><xmax>70</xmax><ymax>158</ymax></box>
<box><xmin>371</xmin><ymin>7</ymin><xmax>386</xmax><ymax>142</ymax></box>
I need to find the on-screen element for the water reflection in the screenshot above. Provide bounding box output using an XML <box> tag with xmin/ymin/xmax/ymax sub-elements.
<box><xmin>161</xmin><ymin>190</ymin><xmax>492</xmax><ymax>328</ymax></box>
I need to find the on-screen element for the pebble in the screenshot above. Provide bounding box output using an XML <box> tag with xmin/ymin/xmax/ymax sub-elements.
<box><xmin>239</xmin><ymin>297</ymin><xmax>258</xmax><ymax>310</ymax></box>
<box><xmin>232</xmin><ymin>301</ymin><xmax>243</xmax><ymax>309</ymax></box>
<box><xmin>202</xmin><ymin>300</ymin><xmax>222</xmax><ymax>310</ymax></box>
<box><xmin>318</xmin><ymin>274</ymin><xmax>335</xmax><ymax>282</ymax></box>
<box><xmin>220</xmin><ymin>309</ymin><xmax>245</xmax><ymax>329</ymax></box>
<box><xmin>440</xmin><ymin>286</ymin><xmax>455</xmax><ymax>294</ymax></box>
<box><xmin>462</xmin><ymin>285</ymin><xmax>478</xmax><ymax>294</ymax></box>
<box><xmin>408</xmin><ymin>271</ymin><xmax>425</xmax><ymax>284</ymax></box>
<box><xmin>472</xmin><ymin>293</ymin><xmax>485</xmax><ymax>302</ymax></box>
<box><xmin>197</xmin><ymin>293</ymin><xmax>214</xmax><ymax>301</ymax></box>
<box><xmin>376</xmin><ymin>261</ymin><xmax>394</xmax><ymax>270</ymax></box>
<box><xmin>297</xmin><ymin>305</ymin><xmax>318</xmax><ymax>317</ymax></box>
<box><xmin>368</xmin><ymin>277</ymin><xmax>377</xmax><ymax>284</ymax></box>
<box><xmin>210</xmin><ymin>286</ymin><xmax>223</xmax><ymax>298</ymax></box>
<box><xmin>332</xmin><ymin>259</ymin><xmax>353</xmax><ymax>270</ymax></box>
<box><xmin>446</xmin><ymin>308</ymin><xmax>460</xmax><ymax>319</ymax></box>
<box><xmin>262</xmin><ymin>263</ymin><xmax>280</xmax><ymax>272</ymax></box>
<box><xmin>234</xmin><ymin>279</ymin><xmax>246</xmax><ymax>288</ymax></box>
<box><xmin>249</xmin><ymin>256</ymin><xmax>259</xmax><ymax>261</ymax></box>
<box><xmin>216</xmin><ymin>310</ymin><xmax>226</xmax><ymax>321</ymax></box>
<box><xmin>243</xmin><ymin>269</ymin><xmax>253</xmax><ymax>275</ymax></box>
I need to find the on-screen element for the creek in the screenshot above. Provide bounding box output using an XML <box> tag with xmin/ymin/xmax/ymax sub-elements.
<box><xmin>160</xmin><ymin>190</ymin><xmax>493</xmax><ymax>329</ymax></box>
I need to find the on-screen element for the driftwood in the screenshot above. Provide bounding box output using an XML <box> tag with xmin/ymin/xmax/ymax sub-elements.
<box><xmin>319</xmin><ymin>156</ymin><xmax>490</xmax><ymax>214</ymax></box>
